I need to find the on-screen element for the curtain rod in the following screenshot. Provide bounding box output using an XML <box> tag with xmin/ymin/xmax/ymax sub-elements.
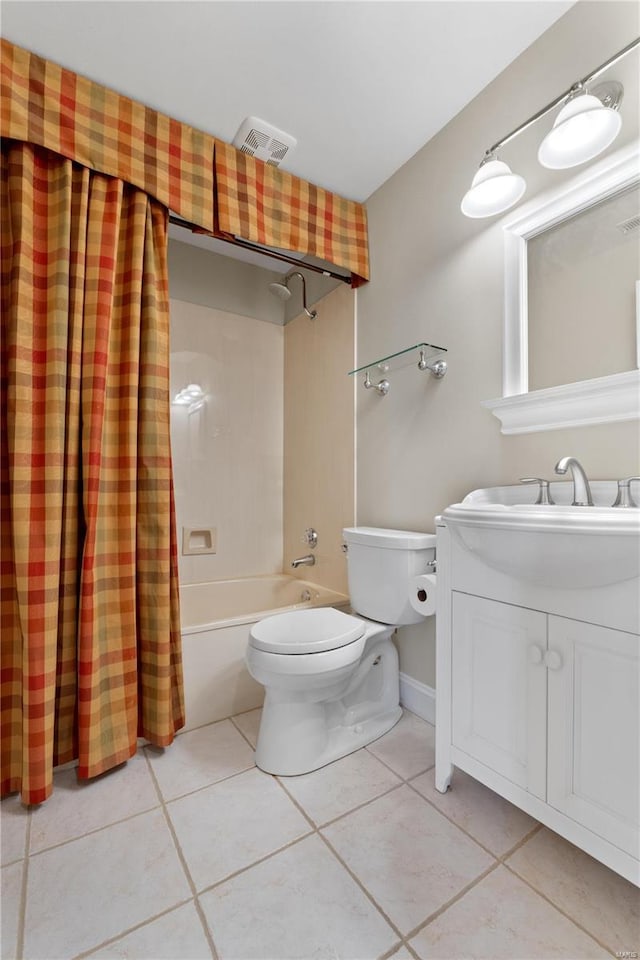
<box><xmin>168</xmin><ymin>214</ymin><xmax>352</xmax><ymax>284</ymax></box>
<box><xmin>486</xmin><ymin>36</ymin><xmax>640</xmax><ymax>157</ymax></box>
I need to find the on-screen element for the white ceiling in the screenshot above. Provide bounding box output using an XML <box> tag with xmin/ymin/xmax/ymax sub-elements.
<box><xmin>3</xmin><ymin>1</ymin><xmax>573</xmax><ymax>204</ymax></box>
<box><xmin>3</xmin><ymin>1</ymin><xmax>574</xmax><ymax>272</ymax></box>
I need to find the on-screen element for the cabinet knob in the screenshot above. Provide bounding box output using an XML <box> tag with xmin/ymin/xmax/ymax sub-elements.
<box><xmin>528</xmin><ymin>644</ymin><xmax>544</xmax><ymax>665</ymax></box>
<box><xmin>544</xmin><ymin>649</ymin><xmax>563</xmax><ymax>671</ymax></box>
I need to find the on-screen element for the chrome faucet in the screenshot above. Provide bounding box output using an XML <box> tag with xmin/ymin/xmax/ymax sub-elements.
<box><xmin>291</xmin><ymin>554</ymin><xmax>316</xmax><ymax>568</ymax></box>
<box><xmin>554</xmin><ymin>456</ymin><xmax>593</xmax><ymax>506</ymax></box>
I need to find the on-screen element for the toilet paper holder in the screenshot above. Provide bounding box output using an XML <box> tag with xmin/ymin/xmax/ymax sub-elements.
<box><xmin>418</xmin><ymin>559</ymin><xmax>437</xmax><ymax>600</ymax></box>
<box><xmin>409</xmin><ymin>568</ymin><xmax>438</xmax><ymax>617</ymax></box>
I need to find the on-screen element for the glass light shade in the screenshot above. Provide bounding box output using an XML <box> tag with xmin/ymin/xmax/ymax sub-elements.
<box><xmin>173</xmin><ymin>383</ymin><xmax>205</xmax><ymax>406</ymax></box>
<box><xmin>461</xmin><ymin>159</ymin><xmax>526</xmax><ymax>219</ymax></box>
<box><xmin>538</xmin><ymin>94</ymin><xmax>622</xmax><ymax>169</ymax></box>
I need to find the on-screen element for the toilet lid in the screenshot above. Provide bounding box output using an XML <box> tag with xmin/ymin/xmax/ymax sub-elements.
<box><xmin>249</xmin><ymin>607</ymin><xmax>366</xmax><ymax>655</ymax></box>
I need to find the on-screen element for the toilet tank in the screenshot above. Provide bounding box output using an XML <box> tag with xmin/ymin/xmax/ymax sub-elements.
<box><xmin>342</xmin><ymin>527</ymin><xmax>436</xmax><ymax>626</ymax></box>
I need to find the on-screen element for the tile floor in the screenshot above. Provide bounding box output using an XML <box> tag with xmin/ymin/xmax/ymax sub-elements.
<box><xmin>1</xmin><ymin>709</ymin><xmax>638</xmax><ymax>960</ymax></box>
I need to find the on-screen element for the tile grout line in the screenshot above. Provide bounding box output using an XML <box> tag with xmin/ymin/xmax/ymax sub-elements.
<box><xmin>149</xmin><ymin>758</ymin><xmax>256</xmax><ymax>806</ymax></box>
<box><xmin>273</xmin><ymin>772</ymin><xmax>410</xmax><ymax>945</ymax></box>
<box><xmin>398</xmin><ymin>937</ymin><xmax>422</xmax><ymax>959</ymax></box>
<box><xmin>403</xmin><ymin>775</ymin><xmax>535</xmax><ymax>864</ymax></box>
<box><xmin>71</xmin><ymin>899</ymin><xmax>194</xmax><ymax>960</ymax></box>
<box><xmin>271</xmin><ymin>749</ymin><xmax>556</xmax><ymax>953</ymax></box>
<box><xmin>18</xmin><ymin>711</ymin><xmax>619</xmax><ymax>960</ymax></box>
<box><xmin>15</xmin><ymin>750</ymin><xmax>497</xmax><ymax>960</ymax></box>
<box><xmin>501</xmin><ymin>859</ymin><xmax>619</xmax><ymax>957</ymax></box>
<box><xmin>377</xmin><ymin>940</ymin><xmax>405</xmax><ymax>960</ymax></box>
<box><xmin>395</xmin><ymin>782</ymin><xmax>594</xmax><ymax>950</ymax></box>
<box><xmin>26</xmin><ymin>800</ymin><xmax>163</xmax><ymax>860</ymax></box>
<box><xmin>228</xmin><ymin>714</ymin><xmax>257</xmax><ymax>750</ymax></box>
<box><xmin>313</xmin><ymin>779</ymin><xmax>407</xmax><ymax>830</ymax></box>
<box><xmin>193</xmin><ymin>829</ymin><xmax>315</xmax><ymax>899</ymax></box>
<box><xmin>67</xmin><ymin>749</ymin><xmax>215</xmax><ymax>960</ymax></box>
<box><xmin>271</xmin><ymin>777</ymin><xmax>319</xmax><ymax>831</ymax></box>
<box><xmin>15</xmin><ymin>803</ymin><xmax>32</xmax><ymax>960</ymax></box>
<box><xmin>143</xmin><ymin>747</ymin><xmax>220</xmax><ymax>960</ymax></box>
<box><xmin>316</xmin><ymin>828</ymin><xmax>410</xmax><ymax>946</ymax></box>
<box><xmin>243</xmin><ymin>728</ymin><xmax>527</xmax><ymax>951</ymax></box>
<box><xmin>403</xmin><ymin>859</ymin><xmax>503</xmax><ymax>944</ymax></box>
<box><xmin>403</xmin><ymin>938</ymin><xmax>422</xmax><ymax>959</ymax></box>
<box><xmin>364</xmin><ymin>744</ymin><xmax>436</xmax><ymax>783</ymax></box>
<box><xmin>498</xmin><ymin>822</ymin><xmax>543</xmax><ymax>861</ymax></box>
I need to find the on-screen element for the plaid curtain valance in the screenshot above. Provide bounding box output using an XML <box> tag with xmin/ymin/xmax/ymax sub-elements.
<box><xmin>215</xmin><ymin>141</ymin><xmax>369</xmax><ymax>286</ymax></box>
<box><xmin>1</xmin><ymin>39</ymin><xmax>216</xmax><ymax>231</ymax></box>
<box><xmin>1</xmin><ymin>39</ymin><xmax>369</xmax><ymax>285</ymax></box>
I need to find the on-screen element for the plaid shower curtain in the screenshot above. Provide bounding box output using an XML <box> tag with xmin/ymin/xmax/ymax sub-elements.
<box><xmin>1</xmin><ymin>141</ymin><xmax>184</xmax><ymax>804</ymax></box>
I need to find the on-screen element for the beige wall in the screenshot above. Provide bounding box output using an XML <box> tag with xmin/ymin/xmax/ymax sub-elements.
<box><xmin>168</xmin><ymin>239</ymin><xmax>284</xmax><ymax>325</ymax></box>
<box><xmin>170</xmin><ymin>298</ymin><xmax>284</xmax><ymax>585</ymax></box>
<box><xmin>169</xmin><ymin>237</ymin><xmax>339</xmax><ymax>327</ymax></box>
<box><xmin>357</xmin><ymin>2</ymin><xmax>640</xmax><ymax>687</ymax></box>
<box><xmin>283</xmin><ymin>271</ymin><xmax>341</xmax><ymax>324</ymax></box>
<box><xmin>284</xmin><ymin>283</ymin><xmax>356</xmax><ymax>594</ymax></box>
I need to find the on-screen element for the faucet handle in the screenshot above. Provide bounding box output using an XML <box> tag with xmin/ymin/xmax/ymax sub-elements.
<box><xmin>301</xmin><ymin>528</ymin><xmax>318</xmax><ymax>548</ymax></box>
<box><xmin>519</xmin><ymin>478</ymin><xmax>555</xmax><ymax>505</ymax></box>
<box><xmin>612</xmin><ymin>478</ymin><xmax>640</xmax><ymax>508</ymax></box>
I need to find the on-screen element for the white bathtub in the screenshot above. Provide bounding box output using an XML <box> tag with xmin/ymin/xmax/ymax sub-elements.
<box><xmin>180</xmin><ymin>575</ymin><xmax>349</xmax><ymax>731</ymax></box>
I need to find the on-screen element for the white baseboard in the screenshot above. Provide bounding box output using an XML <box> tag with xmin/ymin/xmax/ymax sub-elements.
<box><xmin>399</xmin><ymin>673</ymin><xmax>436</xmax><ymax>725</ymax></box>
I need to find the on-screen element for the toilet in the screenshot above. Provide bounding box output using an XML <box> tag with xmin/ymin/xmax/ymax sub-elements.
<box><xmin>246</xmin><ymin>526</ymin><xmax>436</xmax><ymax>776</ymax></box>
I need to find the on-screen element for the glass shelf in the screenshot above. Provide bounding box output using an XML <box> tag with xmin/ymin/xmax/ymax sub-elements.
<box><xmin>348</xmin><ymin>342</ymin><xmax>447</xmax><ymax>377</ymax></box>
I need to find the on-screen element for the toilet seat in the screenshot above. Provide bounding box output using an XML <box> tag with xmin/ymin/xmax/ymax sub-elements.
<box><xmin>249</xmin><ymin>607</ymin><xmax>365</xmax><ymax>655</ymax></box>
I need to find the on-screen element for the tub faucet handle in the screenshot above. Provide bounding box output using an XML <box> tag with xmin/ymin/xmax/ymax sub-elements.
<box><xmin>302</xmin><ymin>527</ymin><xmax>318</xmax><ymax>548</ymax></box>
<box><xmin>519</xmin><ymin>478</ymin><xmax>555</xmax><ymax>505</ymax></box>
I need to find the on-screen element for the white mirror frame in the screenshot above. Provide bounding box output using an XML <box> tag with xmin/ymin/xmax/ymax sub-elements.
<box><xmin>483</xmin><ymin>140</ymin><xmax>640</xmax><ymax>435</ymax></box>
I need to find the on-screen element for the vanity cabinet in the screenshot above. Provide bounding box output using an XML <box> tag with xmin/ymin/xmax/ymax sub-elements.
<box><xmin>452</xmin><ymin>594</ymin><xmax>547</xmax><ymax>800</ymax></box>
<box><xmin>436</xmin><ymin>514</ymin><xmax>640</xmax><ymax>886</ymax></box>
<box><xmin>451</xmin><ymin>593</ymin><xmax>639</xmax><ymax>859</ymax></box>
<box><xmin>546</xmin><ymin>616</ymin><xmax>638</xmax><ymax>856</ymax></box>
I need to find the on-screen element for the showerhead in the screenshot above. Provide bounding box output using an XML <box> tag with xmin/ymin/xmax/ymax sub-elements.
<box><xmin>267</xmin><ymin>272</ymin><xmax>317</xmax><ymax>319</ymax></box>
<box><xmin>268</xmin><ymin>281</ymin><xmax>292</xmax><ymax>302</ymax></box>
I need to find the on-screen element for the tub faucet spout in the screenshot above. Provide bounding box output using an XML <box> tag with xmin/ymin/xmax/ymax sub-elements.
<box><xmin>554</xmin><ymin>456</ymin><xmax>593</xmax><ymax>506</ymax></box>
<box><xmin>291</xmin><ymin>554</ymin><xmax>316</xmax><ymax>568</ymax></box>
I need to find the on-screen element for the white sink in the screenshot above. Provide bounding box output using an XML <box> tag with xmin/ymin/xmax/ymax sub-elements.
<box><xmin>443</xmin><ymin>483</ymin><xmax>640</xmax><ymax>589</ymax></box>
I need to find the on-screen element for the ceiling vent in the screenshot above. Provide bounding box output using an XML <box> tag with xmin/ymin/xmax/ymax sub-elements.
<box><xmin>616</xmin><ymin>214</ymin><xmax>640</xmax><ymax>235</ymax></box>
<box><xmin>233</xmin><ymin>116</ymin><xmax>297</xmax><ymax>167</ymax></box>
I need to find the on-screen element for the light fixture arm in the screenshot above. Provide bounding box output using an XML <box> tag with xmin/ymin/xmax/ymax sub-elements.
<box><xmin>483</xmin><ymin>36</ymin><xmax>638</xmax><ymax>160</ymax></box>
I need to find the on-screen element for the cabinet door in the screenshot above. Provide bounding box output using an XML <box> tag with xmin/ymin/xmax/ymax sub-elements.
<box><xmin>452</xmin><ymin>593</ymin><xmax>547</xmax><ymax>799</ymax></box>
<box><xmin>547</xmin><ymin>617</ymin><xmax>639</xmax><ymax>857</ymax></box>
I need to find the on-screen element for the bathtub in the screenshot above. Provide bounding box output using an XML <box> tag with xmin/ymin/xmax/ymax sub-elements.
<box><xmin>180</xmin><ymin>575</ymin><xmax>349</xmax><ymax>731</ymax></box>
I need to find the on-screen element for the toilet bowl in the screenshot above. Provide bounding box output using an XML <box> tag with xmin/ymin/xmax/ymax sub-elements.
<box><xmin>246</xmin><ymin>527</ymin><xmax>436</xmax><ymax>776</ymax></box>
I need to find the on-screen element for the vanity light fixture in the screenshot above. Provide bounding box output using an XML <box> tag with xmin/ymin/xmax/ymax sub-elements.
<box><xmin>537</xmin><ymin>81</ymin><xmax>623</xmax><ymax>169</ymax></box>
<box><xmin>460</xmin><ymin>156</ymin><xmax>526</xmax><ymax>219</ymax></box>
<box><xmin>461</xmin><ymin>37</ymin><xmax>638</xmax><ymax>219</ymax></box>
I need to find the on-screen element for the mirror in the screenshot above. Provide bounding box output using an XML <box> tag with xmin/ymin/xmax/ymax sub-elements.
<box><xmin>527</xmin><ymin>182</ymin><xmax>639</xmax><ymax>390</ymax></box>
<box><xmin>483</xmin><ymin>141</ymin><xmax>640</xmax><ymax>434</ymax></box>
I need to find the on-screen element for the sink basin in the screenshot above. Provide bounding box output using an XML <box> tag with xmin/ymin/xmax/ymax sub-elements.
<box><xmin>443</xmin><ymin>483</ymin><xmax>640</xmax><ymax>589</ymax></box>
